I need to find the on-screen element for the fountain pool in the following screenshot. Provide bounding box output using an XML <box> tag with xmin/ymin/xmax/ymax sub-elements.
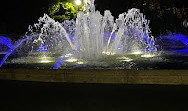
<box><xmin>0</xmin><ymin>1</ymin><xmax>188</xmax><ymax>70</ymax></box>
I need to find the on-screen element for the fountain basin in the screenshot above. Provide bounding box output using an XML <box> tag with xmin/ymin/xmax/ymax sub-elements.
<box><xmin>1</xmin><ymin>50</ymin><xmax>188</xmax><ymax>69</ymax></box>
<box><xmin>1</xmin><ymin>69</ymin><xmax>188</xmax><ymax>85</ymax></box>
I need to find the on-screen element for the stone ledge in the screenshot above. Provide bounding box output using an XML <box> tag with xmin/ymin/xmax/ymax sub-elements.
<box><xmin>0</xmin><ymin>69</ymin><xmax>188</xmax><ymax>85</ymax></box>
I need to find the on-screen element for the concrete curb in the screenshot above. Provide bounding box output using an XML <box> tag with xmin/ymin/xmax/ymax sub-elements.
<box><xmin>0</xmin><ymin>69</ymin><xmax>188</xmax><ymax>85</ymax></box>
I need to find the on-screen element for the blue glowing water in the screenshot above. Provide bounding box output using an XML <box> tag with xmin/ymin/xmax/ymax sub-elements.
<box><xmin>166</xmin><ymin>33</ymin><xmax>188</xmax><ymax>46</ymax></box>
<box><xmin>0</xmin><ymin>36</ymin><xmax>12</xmax><ymax>50</ymax></box>
<box><xmin>156</xmin><ymin>33</ymin><xmax>188</xmax><ymax>50</ymax></box>
<box><xmin>144</xmin><ymin>34</ymin><xmax>156</xmax><ymax>51</ymax></box>
<box><xmin>0</xmin><ymin>38</ymin><xmax>28</xmax><ymax>67</ymax></box>
<box><xmin>37</xmin><ymin>45</ymin><xmax>48</xmax><ymax>52</ymax></box>
<box><xmin>171</xmin><ymin>48</ymin><xmax>188</xmax><ymax>53</ymax></box>
<box><xmin>53</xmin><ymin>56</ymin><xmax>66</xmax><ymax>69</ymax></box>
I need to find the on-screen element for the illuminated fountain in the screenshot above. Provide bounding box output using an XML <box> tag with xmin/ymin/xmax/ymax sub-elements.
<box><xmin>0</xmin><ymin>0</ymin><xmax>157</xmax><ymax>69</ymax></box>
<box><xmin>52</xmin><ymin>3</ymin><xmax>156</xmax><ymax>69</ymax></box>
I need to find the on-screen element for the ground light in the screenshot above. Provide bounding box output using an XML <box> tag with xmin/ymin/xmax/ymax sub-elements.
<box><xmin>117</xmin><ymin>57</ymin><xmax>133</xmax><ymax>62</ymax></box>
<box><xmin>141</xmin><ymin>54</ymin><xmax>155</xmax><ymax>58</ymax></box>
<box><xmin>131</xmin><ymin>51</ymin><xmax>143</xmax><ymax>55</ymax></box>
<box><xmin>76</xmin><ymin>59</ymin><xmax>86</xmax><ymax>64</ymax></box>
<box><xmin>102</xmin><ymin>51</ymin><xmax>115</xmax><ymax>55</ymax></box>
<box><xmin>66</xmin><ymin>58</ymin><xmax>78</xmax><ymax>62</ymax></box>
<box><xmin>40</xmin><ymin>55</ymin><xmax>52</xmax><ymax>63</ymax></box>
<box><xmin>75</xmin><ymin>0</ymin><xmax>81</xmax><ymax>5</ymax></box>
<box><xmin>77</xmin><ymin>61</ymin><xmax>84</xmax><ymax>64</ymax></box>
<box><xmin>65</xmin><ymin>53</ymin><xmax>73</xmax><ymax>57</ymax></box>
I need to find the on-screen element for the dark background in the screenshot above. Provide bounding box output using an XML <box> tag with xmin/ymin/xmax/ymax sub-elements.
<box><xmin>0</xmin><ymin>0</ymin><xmax>187</xmax><ymax>37</ymax></box>
<box><xmin>0</xmin><ymin>80</ymin><xmax>188</xmax><ymax>111</ymax></box>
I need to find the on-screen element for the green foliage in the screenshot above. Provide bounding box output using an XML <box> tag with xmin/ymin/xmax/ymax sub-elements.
<box><xmin>49</xmin><ymin>0</ymin><xmax>83</xmax><ymax>21</ymax></box>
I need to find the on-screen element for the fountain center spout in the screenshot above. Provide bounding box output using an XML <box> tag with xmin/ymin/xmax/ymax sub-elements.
<box><xmin>83</xmin><ymin>0</ymin><xmax>95</xmax><ymax>14</ymax></box>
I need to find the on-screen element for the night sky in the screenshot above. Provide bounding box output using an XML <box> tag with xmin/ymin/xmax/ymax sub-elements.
<box><xmin>0</xmin><ymin>0</ymin><xmax>53</xmax><ymax>34</ymax></box>
<box><xmin>0</xmin><ymin>0</ymin><xmax>187</xmax><ymax>35</ymax></box>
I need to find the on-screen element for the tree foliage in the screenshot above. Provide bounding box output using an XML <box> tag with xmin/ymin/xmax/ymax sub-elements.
<box><xmin>49</xmin><ymin>0</ymin><xmax>83</xmax><ymax>22</ymax></box>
